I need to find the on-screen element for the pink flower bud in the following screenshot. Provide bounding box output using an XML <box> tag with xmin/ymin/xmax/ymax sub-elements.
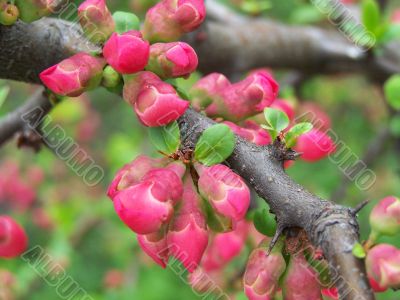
<box><xmin>321</xmin><ymin>288</ymin><xmax>338</xmax><ymax>299</ymax></box>
<box><xmin>107</xmin><ymin>155</ymin><xmax>166</xmax><ymax>199</ymax></box>
<box><xmin>40</xmin><ymin>53</ymin><xmax>106</xmax><ymax>97</ymax></box>
<box><xmin>270</xmin><ymin>99</ymin><xmax>295</xmax><ymax>121</ymax></box>
<box><xmin>282</xmin><ymin>254</ymin><xmax>322</xmax><ymax>300</ymax></box>
<box><xmin>202</xmin><ymin>220</ymin><xmax>249</xmax><ymax>271</ymax></box>
<box><xmin>233</xmin><ymin>70</ymin><xmax>279</xmax><ymax>112</ymax></box>
<box><xmin>113</xmin><ymin>181</ymin><xmax>174</xmax><ymax>234</ymax></box>
<box><xmin>370</xmin><ymin>196</ymin><xmax>400</xmax><ymax>236</ymax></box>
<box><xmin>137</xmin><ymin>228</ymin><xmax>169</xmax><ymax>268</ymax></box>
<box><xmin>190</xmin><ymin>73</ymin><xmax>230</xmax><ymax>111</ymax></box>
<box><xmin>141</xmin><ymin>168</ymin><xmax>184</xmax><ymax>204</ymax></box>
<box><xmin>366</xmin><ymin>244</ymin><xmax>400</xmax><ymax>290</ymax></box>
<box><xmin>142</xmin><ymin>0</ymin><xmax>206</xmax><ymax>42</ymax></box>
<box><xmin>103</xmin><ymin>31</ymin><xmax>150</xmax><ymax>74</ymax></box>
<box><xmin>147</xmin><ymin>42</ymin><xmax>198</xmax><ymax>79</ymax></box>
<box><xmin>294</xmin><ymin>129</ymin><xmax>336</xmax><ymax>162</ymax></box>
<box><xmin>197</xmin><ymin>164</ymin><xmax>250</xmax><ymax>222</ymax></box>
<box><xmin>243</xmin><ymin>240</ymin><xmax>286</xmax><ymax>300</ymax></box>
<box><xmin>78</xmin><ymin>0</ymin><xmax>115</xmax><ymax>44</ymax></box>
<box><xmin>0</xmin><ymin>216</ymin><xmax>28</xmax><ymax>258</ymax></box>
<box><xmin>123</xmin><ymin>71</ymin><xmax>189</xmax><ymax>127</ymax></box>
<box><xmin>167</xmin><ymin>176</ymin><xmax>208</xmax><ymax>273</ymax></box>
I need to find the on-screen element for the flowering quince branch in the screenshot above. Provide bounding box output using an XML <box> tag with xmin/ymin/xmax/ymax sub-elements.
<box><xmin>1</xmin><ymin>1</ymin><xmax>400</xmax><ymax>300</ymax></box>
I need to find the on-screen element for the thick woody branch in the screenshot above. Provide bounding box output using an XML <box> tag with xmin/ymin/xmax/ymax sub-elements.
<box><xmin>0</xmin><ymin>88</ymin><xmax>51</xmax><ymax>146</ymax></box>
<box><xmin>178</xmin><ymin>108</ymin><xmax>374</xmax><ymax>300</ymax></box>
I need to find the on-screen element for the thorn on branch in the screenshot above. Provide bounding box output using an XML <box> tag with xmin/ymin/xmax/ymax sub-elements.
<box><xmin>351</xmin><ymin>200</ymin><xmax>370</xmax><ymax>216</ymax></box>
<box><xmin>267</xmin><ymin>224</ymin><xmax>285</xmax><ymax>255</ymax></box>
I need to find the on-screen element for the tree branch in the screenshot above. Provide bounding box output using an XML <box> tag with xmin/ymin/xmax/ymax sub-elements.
<box><xmin>0</xmin><ymin>87</ymin><xmax>51</xmax><ymax>147</ymax></box>
<box><xmin>178</xmin><ymin>108</ymin><xmax>374</xmax><ymax>300</ymax></box>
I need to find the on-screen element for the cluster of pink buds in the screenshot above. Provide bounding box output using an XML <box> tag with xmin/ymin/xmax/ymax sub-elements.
<box><xmin>0</xmin><ymin>160</ymin><xmax>42</xmax><ymax>212</ymax></box>
<box><xmin>142</xmin><ymin>0</ymin><xmax>206</xmax><ymax>42</ymax></box>
<box><xmin>0</xmin><ymin>216</ymin><xmax>28</xmax><ymax>258</ymax></box>
<box><xmin>190</xmin><ymin>71</ymin><xmax>279</xmax><ymax>121</ymax></box>
<box><xmin>40</xmin><ymin>53</ymin><xmax>106</xmax><ymax>97</ymax></box>
<box><xmin>366</xmin><ymin>244</ymin><xmax>400</xmax><ymax>292</ymax></box>
<box><xmin>123</xmin><ymin>71</ymin><xmax>189</xmax><ymax>126</ymax></box>
<box><xmin>108</xmin><ymin>154</ymin><xmax>251</xmax><ymax>272</ymax></box>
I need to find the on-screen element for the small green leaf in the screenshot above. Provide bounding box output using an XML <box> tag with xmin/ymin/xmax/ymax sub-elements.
<box><xmin>380</xmin><ymin>24</ymin><xmax>400</xmax><ymax>44</ymax></box>
<box><xmin>194</xmin><ymin>124</ymin><xmax>235</xmax><ymax>166</ymax></box>
<box><xmin>113</xmin><ymin>11</ymin><xmax>140</xmax><ymax>34</ymax></box>
<box><xmin>352</xmin><ymin>242</ymin><xmax>366</xmax><ymax>259</ymax></box>
<box><xmin>362</xmin><ymin>0</ymin><xmax>381</xmax><ymax>34</ymax></box>
<box><xmin>263</xmin><ymin>107</ymin><xmax>290</xmax><ymax>140</ymax></box>
<box><xmin>0</xmin><ymin>85</ymin><xmax>9</xmax><ymax>109</ymax></box>
<box><xmin>165</xmin><ymin>79</ymin><xmax>190</xmax><ymax>100</ymax></box>
<box><xmin>253</xmin><ymin>208</ymin><xmax>277</xmax><ymax>237</ymax></box>
<box><xmin>384</xmin><ymin>75</ymin><xmax>400</xmax><ymax>110</ymax></box>
<box><xmin>285</xmin><ymin>122</ymin><xmax>313</xmax><ymax>148</ymax></box>
<box><xmin>148</xmin><ymin>121</ymin><xmax>180</xmax><ymax>154</ymax></box>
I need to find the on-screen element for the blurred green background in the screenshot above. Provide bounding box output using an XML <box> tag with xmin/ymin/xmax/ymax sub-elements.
<box><xmin>1</xmin><ymin>0</ymin><xmax>400</xmax><ymax>299</ymax></box>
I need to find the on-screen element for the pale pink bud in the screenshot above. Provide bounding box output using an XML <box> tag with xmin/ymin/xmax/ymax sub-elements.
<box><xmin>243</xmin><ymin>240</ymin><xmax>286</xmax><ymax>300</ymax></box>
<box><xmin>142</xmin><ymin>0</ymin><xmax>206</xmax><ymax>42</ymax></box>
<box><xmin>370</xmin><ymin>196</ymin><xmax>400</xmax><ymax>236</ymax></box>
<box><xmin>233</xmin><ymin>70</ymin><xmax>279</xmax><ymax>111</ymax></box>
<box><xmin>147</xmin><ymin>42</ymin><xmax>198</xmax><ymax>79</ymax></box>
<box><xmin>123</xmin><ymin>71</ymin><xmax>189</xmax><ymax>127</ymax></box>
<box><xmin>103</xmin><ymin>31</ymin><xmax>150</xmax><ymax>74</ymax></box>
<box><xmin>294</xmin><ymin>129</ymin><xmax>336</xmax><ymax>162</ymax></box>
<box><xmin>167</xmin><ymin>176</ymin><xmax>208</xmax><ymax>273</ymax></box>
<box><xmin>107</xmin><ymin>155</ymin><xmax>166</xmax><ymax>199</ymax></box>
<box><xmin>366</xmin><ymin>244</ymin><xmax>400</xmax><ymax>290</ymax></box>
<box><xmin>0</xmin><ymin>216</ymin><xmax>28</xmax><ymax>258</ymax></box>
<box><xmin>103</xmin><ymin>269</ymin><xmax>124</xmax><ymax>289</ymax></box>
<box><xmin>282</xmin><ymin>254</ymin><xmax>322</xmax><ymax>300</ymax></box>
<box><xmin>270</xmin><ymin>99</ymin><xmax>295</xmax><ymax>121</ymax></box>
<box><xmin>190</xmin><ymin>73</ymin><xmax>230</xmax><ymax>111</ymax></box>
<box><xmin>142</xmin><ymin>168</ymin><xmax>184</xmax><ymax>204</ymax></box>
<box><xmin>113</xmin><ymin>181</ymin><xmax>174</xmax><ymax>234</ymax></box>
<box><xmin>137</xmin><ymin>228</ymin><xmax>169</xmax><ymax>268</ymax></box>
<box><xmin>40</xmin><ymin>53</ymin><xmax>106</xmax><ymax>97</ymax></box>
<box><xmin>78</xmin><ymin>0</ymin><xmax>115</xmax><ymax>43</ymax></box>
<box><xmin>197</xmin><ymin>164</ymin><xmax>250</xmax><ymax>222</ymax></box>
<box><xmin>202</xmin><ymin>220</ymin><xmax>249</xmax><ymax>271</ymax></box>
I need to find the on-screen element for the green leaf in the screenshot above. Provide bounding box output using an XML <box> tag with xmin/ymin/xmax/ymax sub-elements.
<box><xmin>352</xmin><ymin>242</ymin><xmax>366</xmax><ymax>259</ymax></box>
<box><xmin>262</xmin><ymin>107</ymin><xmax>290</xmax><ymax>140</ymax></box>
<box><xmin>165</xmin><ymin>79</ymin><xmax>190</xmax><ymax>100</ymax></box>
<box><xmin>148</xmin><ymin>121</ymin><xmax>180</xmax><ymax>154</ymax></box>
<box><xmin>194</xmin><ymin>124</ymin><xmax>235</xmax><ymax>166</ymax></box>
<box><xmin>0</xmin><ymin>85</ymin><xmax>9</xmax><ymax>109</ymax></box>
<box><xmin>285</xmin><ymin>122</ymin><xmax>313</xmax><ymax>148</ymax></box>
<box><xmin>253</xmin><ymin>208</ymin><xmax>277</xmax><ymax>237</ymax></box>
<box><xmin>384</xmin><ymin>75</ymin><xmax>400</xmax><ymax>110</ymax></box>
<box><xmin>380</xmin><ymin>24</ymin><xmax>400</xmax><ymax>44</ymax></box>
<box><xmin>113</xmin><ymin>11</ymin><xmax>140</xmax><ymax>34</ymax></box>
<box><xmin>362</xmin><ymin>0</ymin><xmax>381</xmax><ymax>34</ymax></box>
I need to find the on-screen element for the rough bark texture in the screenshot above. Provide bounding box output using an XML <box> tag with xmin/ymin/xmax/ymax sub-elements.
<box><xmin>0</xmin><ymin>8</ymin><xmax>386</xmax><ymax>300</ymax></box>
